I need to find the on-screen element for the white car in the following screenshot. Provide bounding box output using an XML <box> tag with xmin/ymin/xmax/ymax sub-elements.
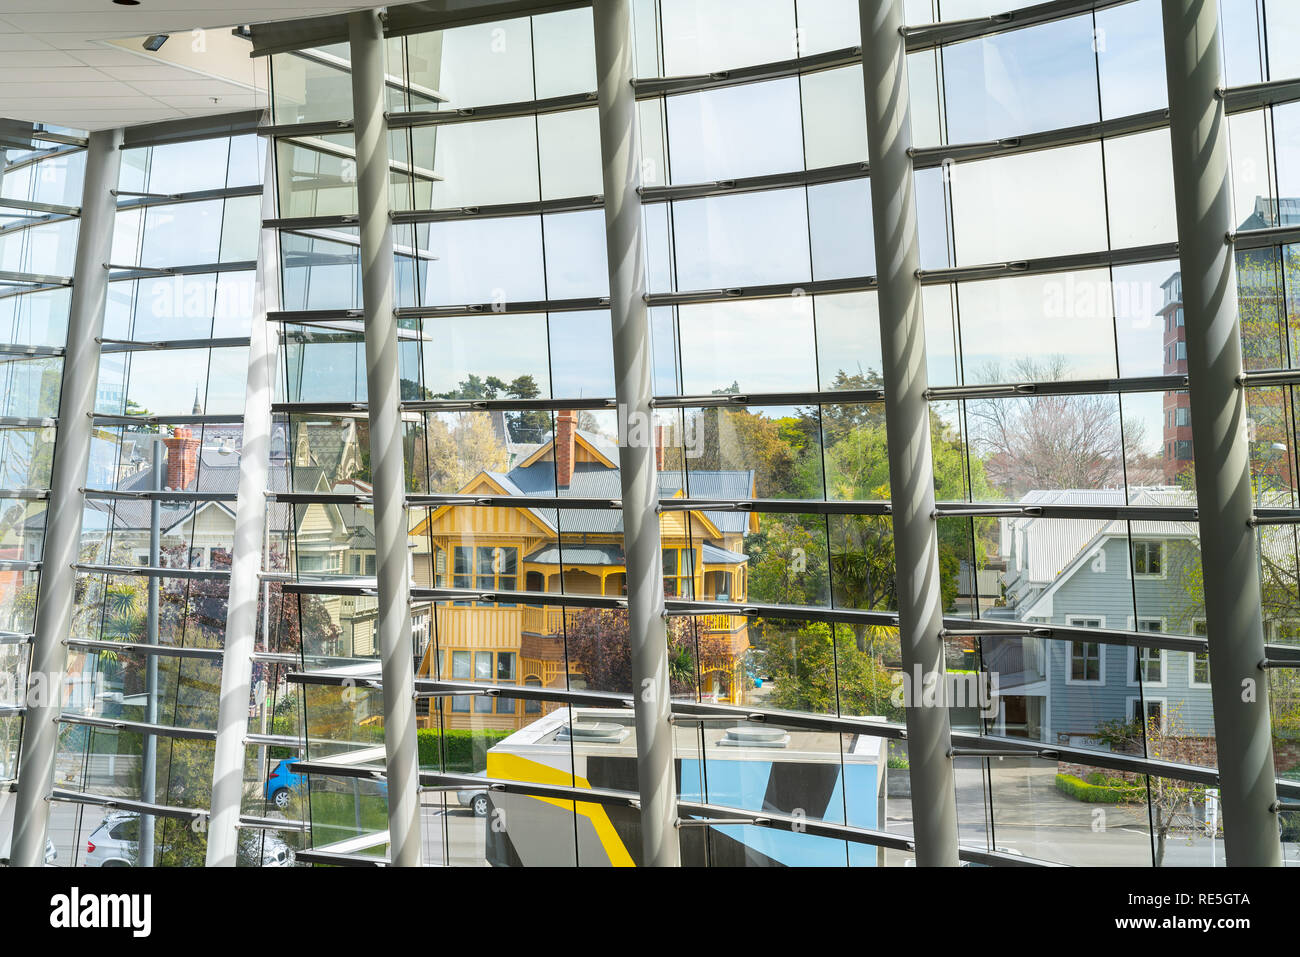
<box><xmin>83</xmin><ymin>812</ymin><xmax>296</xmax><ymax>866</ymax></box>
<box><xmin>453</xmin><ymin>771</ymin><xmax>491</xmax><ymax>817</ymax></box>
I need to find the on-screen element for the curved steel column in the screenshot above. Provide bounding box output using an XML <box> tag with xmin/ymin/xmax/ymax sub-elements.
<box><xmin>11</xmin><ymin>128</ymin><xmax>122</xmax><ymax>866</ymax></box>
<box><xmin>349</xmin><ymin>8</ymin><xmax>422</xmax><ymax>868</ymax></box>
<box><xmin>206</xmin><ymin>136</ymin><xmax>280</xmax><ymax>866</ymax></box>
<box><xmin>1161</xmin><ymin>0</ymin><xmax>1281</xmax><ymax>866</ymax></box>
<box><xmin>592</xmin><ymin>0</ymin><xmax>680</xmax><ymax>866</ymax></box>
<box><xmin>858</xmin><ymin>0</ymin><xmax>960</xmax><ymax>866</ymax></box>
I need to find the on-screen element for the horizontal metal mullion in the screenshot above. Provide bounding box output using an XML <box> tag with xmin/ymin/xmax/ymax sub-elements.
<box><xmin>267</xmin><ymin>308</ymin><xmax>364</xmax><ymax>323</ymax></box>
<box><xmin>0</xmin><ymin>343</ymin><xmax>63</xmax><ymax>357</ymax></box>
<box><xmin>659</xmin><ymin>497</ymin><xmax>891</xmax><ymax>516</ymax></box>
<box><xmin>1240</xmin><ymin>369</ymin><xmax>1300</xmax><ymax>388</ymax></box>
<box><xmin>1233</xmin><ymin>224</ymin><xmax>1300</xmax><ymax>251</ymax></box>
<box><xmin>1223</xmin><ymin>76</ymin><xmax>1300</xmax><ymax>113</ymax></box>
<box><xmin>73</xmin><ymin>562</ymin><xmax>231</xmax><ymax>581</ymax></box>
<box><xmin>633</xmin><ymin>45</ymin><xmax>863</xmax><ymax>97</ymax></box>
<box><xmin>912</xmin><ymin>108</ymin><xmax>1169</xmax><ymax>169</ymax></box>
<box><xmin>1252</xmin><ymin>507</ymin><xmax>1300</xmax><ymax>525</ymax></box>
<box><xmin>401</xmin><ymin>395</ymin><xmax>616</xmax><ymax>413</ymax></box>
<box><xmin>58</xmin><ymin>712</ymin><xmax>218</xmax><ymax>742</ymax></box>
<box><xmin>0</xmin><ymin>488</ymin><xmax>48</xmax><ymax>500</ymax></box>
<box><xmin>50</xmin><ymin>788</ymin><xmax>208</xmax><ymax>823</ymax></box>
<box><xmin>421</xmin><ymin>770</ymin><xmax>639</xmax><ymax>809</ymax></box>
<box><xmin>269</xmin><ymin>490</ymin><xmax>373</xmax><ymax>505</ymax></box>
<box><xmin>653</xmin><ymin>387</ymin><xmax>884</xmax><ymax>408</ymax></box>
<box><xmin>108</xmin><ymin>260</ymin><xmax>257</xmax><ymax>282</ymax></box>
<box><xmin>642</xmin><ymin>161</ymin><xmax>869</xmax><ymax>204</ymax></box>
<box><xmin>2</xmin><ymin>144</ymin><xmax>83</xmax><ymax>175</ymax></box>
<box><xmin>281</xmin><ymin>579</ymin><xmax>377</xmax><ymax>597</ymax></box>
<box><xmin>91</xmin><ymin>412</ymin><xmax>245</xmax><ymax>426</ymax></box>
<box><xmin>676</xmin><ymin>800</ymin><xmax>913</xmax><ymax>853</ymax></box>
<box><xmin>959</xmin><ymin>846</ymin><xmax>1064</xmax><ymax>867</ymax></box>
<box><xmin>97</xmin><ymin>336</ymin><xmax>251</xmax><ymax>354</ymax></box>
<box><xmin>0</xmin><ymin>559</ymin><xmax>39</xmax><ymax>571</ymax></box>
<box><xmin>948</xmin><ymin>730</ymin><xmax>1219</xmax><ymax>787</ymax></box>
<box><xmin>0</xmin><ymin>212</ymin><xmax>78</xmax><ymax>238</ymax></box>
<box><xmin>237</xmin><ymin>814</ymin><xmax>311</xmax><ymax>832</ymax></box>
<box><xmin>413</xmin><ymin>587</ymin><xmax>625</xmax><ymax>611</ymax></box>
<box><xmin>0</xmin><ymin>269</ymin><xmax>71</xmax><ymax>287</ymax></box>
<box><xmin>114</xmin><ymin>183</ymin><xmax>262</xmax><ymax>212</ymax></box>
<box><xmin>406</xmin><ymin>492</ymin><xmax>619</xmax><ymax>510</ymax></box>
<box><xmin>259</xmin><ymin>119</ymin><xmax>353</xmax><ymax>139</ymax></box>
<box><xmin>903</xmin><ymin>0</ymin><xmax>1138</xmax><ymax>51</ymax></box>
<box><xmin>270</xmin><ymin>401</ymin><xmax>367</xmax><ymax>416</ymax></box>
<box><xmin>264</xmin><ymin>213</ymin><xmax>358</xmax><ymax>230</ymax></box>
<box><xmin>414</xmin><ymin>679</ymin><xmax>632</xmax><ymax>709</ymax></box>
<box><xmin>82</xmin><ymin>487</ymin><xmax>238</xmax><ymax>503</ymax></box>
<box><xmin>287</xmin><ymin>759</ymin><xmax>385</xmax><ymax>782</ymax></box>
<box><xmin>647</xmin><ymin>276</ymin><xmax>877</xmax><ymax>308</ymax></box>
<box><xmin>0</xmin><ymin>631</ymin><xmax>31</xmax><ymax>644</ymax></box>
<box><xmin>666</xmin><ymin>598</ymin><xmax>896</xmax><ymax>628</ymax></box>
<box><xmin>671</xmin><ymin>700</ymin><xmax>907</xmax><ymax>740</ymax></box>
<box><xmin>64</xmin><ymin>637</ymin><xmax>224</xmax><ymax>661</ymax></box>
<box><xmin>1263</xmin><ymin>643</ymin><xmax>1300</xmax><ymax>664</ymax></box>
<box><xmin>293</xmin><ymin>848</ymin><xmax>387</xmax><ymax>867</ymax></box>
<box><xmin>388</xmin><ymin>90</ymin><xmax>598</xmax><ymax>128</ymax></box>
<box><xmin>927</xmin><ymin>374</ymin><xmax>1186</xmax><ymax>401</ymax></box>
<box><xmin>394</xmin><ymin>295</ymin><xmax>610</xmax><ymax>319</ymax></box>
<box><xmin>0</xmin><ymin>196</ymin><xmax>79</xmax><ymax>216</ymax></box>
<box><xmin>0</xmin><ymin>282</ymin><xmax>67</xmax><ymax>302</ymax></box>
<box><xmin>918</xmin><ymin>241</ymin><xmax>1181</xmax><ymax>285</ymax></box>
<box><xmin>0</xmin><ymin>415</ymin><xmax>55</xmax><ymax>428</ymax></box>
<box><xmin>243</xmin><ymin>733</ymin><xmax>303</xmax><ymax>748</ymax></box>
<box><xmin>934</xmin><ymin>500</ymin><xmax>1199</xmax><ymax>522</ymax></box>
<box><xmin>0</xmin><ymin>705</ymin><xmax>23</xmax><ymax>718</ymax></box>
<box><xmin>948</xmin><ymin>619</ymin><xmax>1210</xmax><ymax>656</ymax></box>
<box><xmin>393</xmin><ymin>194</ymin><xmax>604</xmax><ymax>224</ymax></box>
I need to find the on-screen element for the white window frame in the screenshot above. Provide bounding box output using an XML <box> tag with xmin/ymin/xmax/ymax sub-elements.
<box><xmin>1127</xmin><ymin>618</ymin><xmax>1168</xmax><ymax>688</ymax></box>
<box><xmin>1131</xmin><ymin>540</ymin><xmax>1167</xmax><ymax>580</ymax></box>
<box><xmin>1188</xmin><ymin>618</ymin><xmax>1211</xmax><ymax>687</ymax></box>
<box><xmin>1127</xmin><ymin>695</ymin><xmax>1167</xmax><ymax>733</ymax></box>
<box><xmin>1065</xmin><ymin>617</ymin><xmax>1106</xmax><ymax>685</ymax></box>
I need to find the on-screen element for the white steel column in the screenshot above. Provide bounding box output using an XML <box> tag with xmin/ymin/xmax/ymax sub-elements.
<box><xmin>858</xmin><ymin>0</ymin><xmax>960</xmax><ymax>866</ymax></box>
<box><xmin>349</xmin><ymin>7</ymin><xmax>422</xmax><ymax>868</ymax></box>
<box><xmin>10</xmin><ymin>128</ymin><xmax>122</xmax><ymax>866</ymax></box>
<box><xmin>1161</xmin><ymin>0</ymin><xmax>1281</xmax><ymax>866</ymax></box>
<box><xmin>207</xmin><ymin>135</ymin><xmax>280</xmax><ymax>866</ymax></box>
<box><xmin>592</xmin><ymin>0</ymin><xmax>680</xmax><ymax>866</ymax></box>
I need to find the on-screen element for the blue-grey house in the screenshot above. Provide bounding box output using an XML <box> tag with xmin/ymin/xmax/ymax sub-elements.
<box><xmin>984</xmin><ymin>488</ymin><xmax>1214</xmax><ymax>750</ymax></box>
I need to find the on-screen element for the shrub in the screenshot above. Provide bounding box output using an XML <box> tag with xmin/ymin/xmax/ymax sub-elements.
<box><xmin>1054</xmin><ymin>772</ymin><xmax>1144</xmax><ymax>804</ymax></box>
<box><xmin>417</xmin><ymin>728</ymin><xmax>514</xmax><ymax>772</ymax></box>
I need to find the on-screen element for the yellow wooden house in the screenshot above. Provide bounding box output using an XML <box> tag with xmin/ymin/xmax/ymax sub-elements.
<box><xmin>409</xmin><ymin>411</ymin><xmax>757</xmax><ymax>731</ymax></box>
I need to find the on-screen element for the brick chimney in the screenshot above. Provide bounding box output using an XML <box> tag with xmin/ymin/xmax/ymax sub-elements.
<box><xmin>163</xmin><ymin>427</ymin><xmax>201</xmax><ymax>490</ymax></box>
<box><xmin>555</xmin><ymin>410</ymin><xmax>576</xmax><ymax>489</ymax></box>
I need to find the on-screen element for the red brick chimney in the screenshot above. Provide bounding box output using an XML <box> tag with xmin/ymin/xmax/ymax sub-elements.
<box><xmin>163</xmin><ymin>427</ymin><xmax>201</xmax><ymax>490</ymax></box>
<box><xmin>654</xmin><ymin>423</ymin><xmax>665</xmax><ymax>470</ymax></box>
<box><xmin>555</xmin><ymin>410</ymin><xmax>576</xmax><ymax>488</ymax></box>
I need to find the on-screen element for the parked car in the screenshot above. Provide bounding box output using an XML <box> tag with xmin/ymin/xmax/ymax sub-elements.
<box><xmin>264</xmin><ymin>757</ymin><xmax>388</xmax><ymax>810</ymax></box>
<box><xmin>83</xmin><ymin>812</ymin><xmax>139</xmax><ymax>867</ymax></box>
<box><xmin>45</xmin><ymin>838</ymin><xmax>57</xmax><ymax>866</ymax></box>
<box><xmin>453</xmin><ymin>771</ymin><xmax>490</xmax><ymax>817</ymax></box>
<box><xmin>264</xmin><ymin>758</ymin><xmax>305</xmax><ymax>810</ymax></box>
<box><xmin>83</xmin><ymin>812</ymin><xmax>295</xmax><ymax>866</ymax></box>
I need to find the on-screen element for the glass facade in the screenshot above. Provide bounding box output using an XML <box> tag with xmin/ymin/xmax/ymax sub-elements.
<box><xmin>1</xmin><ymin>0</ymin><xmax>1299</xmax><ymax>870</ymax></box>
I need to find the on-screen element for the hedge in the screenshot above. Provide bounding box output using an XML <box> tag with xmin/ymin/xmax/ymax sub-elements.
<box><xmin>417</xmin><ymin>728</ymin><xmax>514</xmax><ymax>772</ymax></box>
<box><xmin>1054</xmin><ymin>772</ymin><xmax>1145</xmax><ymax>804</ymax></box>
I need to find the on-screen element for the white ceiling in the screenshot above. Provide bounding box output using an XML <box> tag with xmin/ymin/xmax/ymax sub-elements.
<box><xmin>0</xmin><ymin>1</ymin><xmax>384</xmax><ymax>132</ymax></box>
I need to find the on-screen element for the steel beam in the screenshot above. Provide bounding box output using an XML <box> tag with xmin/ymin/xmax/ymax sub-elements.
<box><xmin>206</xmin><ymin>130</ymin><xmax>280</xmax><ymax>867</ymax></box>
<box><xmin>1160</xmin><ymin>0</ymin><xmax>1281</xmax><ymax>866</ymax></box>
<box><xmin>592</xmin><ymin>0</ymin><xmax>679</xmax><ymax>867</ymax></box>
<box><xmin>348</xmin><ymin>8</ymin><xmax>422</xmax><ymax>868</ymax></box>
<box><xmin>858</xmin><ymin>0</ymin><xmax>960</xmax><ymax>867</ymax></box>
<box><xmin>10</xmin><ymin>128</ymin><xmax>122</xmax><ymax>866</ymax></box>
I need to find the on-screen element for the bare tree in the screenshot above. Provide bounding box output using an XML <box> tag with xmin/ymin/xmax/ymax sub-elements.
<box><xmin>966</xmin><ymin>356</ymin><xmax>1149</xmax><ymax>498</ymax></box>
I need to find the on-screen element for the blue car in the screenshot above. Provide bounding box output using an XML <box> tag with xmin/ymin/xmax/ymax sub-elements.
<box><xmin>265</xmin><ymin>759</ymin><xmax>305</xmax><ymax>810</ymax></box>
<box><xmin>265</xmin><ymin>758</ymin><xmax>388</xmax><ymax>810</ymax></box>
